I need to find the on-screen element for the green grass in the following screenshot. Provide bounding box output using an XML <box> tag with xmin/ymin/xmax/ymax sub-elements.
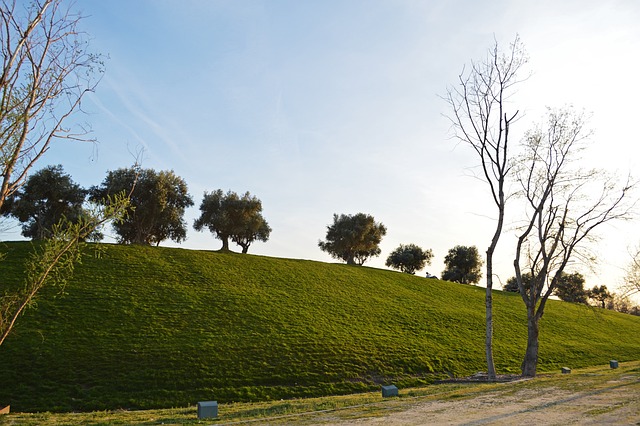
<box><xmin>3</xmin><ymin>361</ymin><xmax>639</xmax><ymax>425</ymax></box>
<box><xmin>0</xmin><ymin>241</ymin><xmax>639</xmax><ymax>413</ymax></box>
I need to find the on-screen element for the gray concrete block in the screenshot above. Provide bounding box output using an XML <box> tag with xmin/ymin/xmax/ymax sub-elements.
<box><xmin>197</xmin><ymin>401</ymin><xmax>218</xmax><ymax>419</ymax></box>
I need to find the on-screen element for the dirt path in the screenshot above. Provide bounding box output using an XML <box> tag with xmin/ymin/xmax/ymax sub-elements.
<box><xmin>334</xmin><ymin>377</ymin><xmax>639</xmax><ymax>425</ymax></box>
<box><xmin>273</xmin><ymin>366</ymin><xmax>640</xmax><ymax>425</ymax></box>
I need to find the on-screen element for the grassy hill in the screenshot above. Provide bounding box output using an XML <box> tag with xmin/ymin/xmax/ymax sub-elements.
<box><xmin>0</xmin><ymin>241</ymin><xmax>639</xmax><ymax>412</ymax></box>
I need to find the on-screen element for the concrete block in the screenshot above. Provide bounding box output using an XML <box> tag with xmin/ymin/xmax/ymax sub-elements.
<box><xmin>610</xmin><ymin>360</ymin><xmax>619</xmax><ymax>369</ymax></box>
<box><xmin>197</xmin><ymin>401</ymin><xmax>218</xmax><ymax>419</ymax></box>
<box><xmin>561</xmin><ymin>367</ymin><xmax>571</xmax><ymax>374</ymax></box>
<box><xmin>381</xmin><ymin>385</ymin><xmax>399</xmax><ymax>398</ymax></box>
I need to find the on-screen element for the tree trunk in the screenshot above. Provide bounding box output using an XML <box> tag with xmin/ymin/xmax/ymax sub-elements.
<box><xmin>521</xmin><ymin>309</ymin><xmax>540</xmax><ymax>377</ymax></box>
<box><xmin>220</xmin><ymin>237</ymin><xmax>230</xmax><ymax>251</ymax></box>
<box><xmin>485</xmin><ymin>250</ymin><xmax>497</xmax><ymax>380</ymax></box>
<box><xmin>484</xmin><ymin>190</ymin><xmax>504</xmax><ymax>381</ymax></box>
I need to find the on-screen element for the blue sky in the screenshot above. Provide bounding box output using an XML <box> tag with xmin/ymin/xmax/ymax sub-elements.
<box><xmin>3</xmin><ymin>0</ymin><xmax>640</xmax><ymax>295</ymax></box>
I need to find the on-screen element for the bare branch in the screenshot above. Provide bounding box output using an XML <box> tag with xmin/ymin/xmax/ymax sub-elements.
<box><xmin>443</xmin><ymin>34</ymin><xmax>528</xmax><ymax>380</ymax></box>
<box><xmin>0</xmin><ymin>0</ymin><xmax>103</xmax><ymax>212</ymax></box>
<box><xmin>513</xmin><ymin>107</ymin><xmax>638</xmax><ymax>376</ymax></box>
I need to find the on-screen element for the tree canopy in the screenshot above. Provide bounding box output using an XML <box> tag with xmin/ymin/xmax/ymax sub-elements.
<box><xmin>552</xmin><ymin>272</ymin><xmax>588</xmax><ymax>304</ymax></box>
<box><xmin>441</xmin><ymin>245</ymin><xmax>483</xmax><ymax>284</ymax></box>
<box><xmin>2</xmin><ymin>165</ymin><xmax>101</xmax><ymax>241</ymax></box>
<box><xmin>503</xmin><ymin>273</ymin><xmax>533</xmax><ymax>293</ymax></box>
<box><xmin>91</xmin><ymin>167</ymin><xmax>193</xmax><ymax>246</ymax></box>
<box><xmin>587</xmin><ymin>285</ymin><xmax>612</xmax><ymax>309</ymax></box>
<box><xmin>318</xmin><ymin>213</ymin><xmax>386</xmax><ymax>265</ymax></box>
<box><xmin>193</xmin><ymin>189</ymin><xmax>271</xmax><ymax>253</ymax></box>
<box><xmin>386</xmin><ymin>244</ymin><xmax>433</xmax><ymax>274</ymax></box>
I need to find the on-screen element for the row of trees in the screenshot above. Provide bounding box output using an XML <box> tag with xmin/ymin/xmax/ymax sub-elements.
<box><xmin>504</xmin><ymin>272</ymin><xmax>639</xmax><ymax>315</ymax></box>
<box><xmin>317</xmin><ymin>213</ymin><xmax>486</xmax><ymax>280</ymax></box>
<box><xmin>318</xmin><ymin>215</ymin><xmax>634</xmax><ymax>313</ymax></box>
<box><xmin>10</xmin><ymin>163</ymin><xmax>635</xmax><ymax>306</ymax></box>
<box><xmin>3</xmin><ymin>165</ymin><xmax>489</xmax><ymax>280</ymax></box>
<box><xmin>1</xmin><ymin>165</ymin><xmax>271</xmax><ymax>254</ymax></box>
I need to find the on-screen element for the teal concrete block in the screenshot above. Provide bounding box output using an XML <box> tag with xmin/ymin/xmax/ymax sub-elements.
<box><xmin>382</xmin><ymin>385</ymin><xmax>398</xmax><ymax>397</ymax></box>
<box><xmin>197</xmin><ymin>401</ymin><xmax>218</xmax><ymax>419</ymax></box>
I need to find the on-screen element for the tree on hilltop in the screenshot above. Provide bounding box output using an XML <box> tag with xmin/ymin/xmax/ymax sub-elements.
<box><xmin>318</xmin><ymin>213</ymin><xmax>386</xmax><ymax>265</ymax></box>
<box><xmin>503</xmin><ymin>273</ymin><xmax>533</xmax><ymax>293</ymax></box>
<box><xmin>441</xmin><ymin>245</ymin><xmax>483</xmax><ymax>285</ymax></box>
<box><xmin>91</xmin><ymin>167</ymin><xmax>193</xmax><ymax>246</ymax></box>
<box><xmin>194</xmin><ymin>189</ymin><xmax>271</xmax><ymax>253</ymax></box>
<box><xmin>552</xmin><ymin>272</ymin><xmax>588</xmax><ymax>304</ymax></box>
<box><xmin>2</xmin><ymin>165</ymin><xmax>102</xmax><ymax>241</ymax></box>
<box><xmin>386</xmin><ymin>244</ymin><xmax>433</xmax><ymax>274</ymax></box>
<box><xmin>587</xmin><ymin>285</ymin><xmax>612</xmax><ymax>309</ymax></box>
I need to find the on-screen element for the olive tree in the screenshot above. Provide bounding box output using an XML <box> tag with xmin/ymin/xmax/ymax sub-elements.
<box><xmin>91</xmin><ymin>167</ymin><xmax>193</xmax><ymax>246</ymax></box>
<box><xmin>587</xmin><ymin>285</ymin><xmax>612</xmax><ymax>309</ymax></box>
<box><xmin>318</xmin><ymin>213</ymin><xmax>386</xmax><ymax>265</ymax></box>
<box><xmin>2</xmin><ymin>165</ymin><xmax>101</xmax><ymax>241</ymax></box>
<box><xmin>605</xmin><ymin>293</ymin><xmax>639</xmax><ymax>315</ymax></box>
<box><xmin>507</xmin><ymin>271</ymin><xmax>591</xmax><ymax>306</ymax></box>
<box><xmin>441</xmin><ymin>245</ymin><xmax>483</xmax><ymax>284</ymax></box>
<box><xmin>194</xmin><ymin>189</ymin><xmax>271</xmax><ymax>253</ymax></box>
<box><xmin>386</xmin><ymin>244</ymin><xmax>433</xmax><ymax>274</ymax></box>
<box><xmin>503</xmin><ymin>273</ymin><xmax>532</xmax><ymax>293</ymax></box>
<box><xmin>552</xmin><ymin>272</ymin><xmax>588</xmax><ymax>304</ymax></box>
<box><xmin>444</xmin><ymin>35</ymin><xmax>528</xmax><ymax>379</ymax></box>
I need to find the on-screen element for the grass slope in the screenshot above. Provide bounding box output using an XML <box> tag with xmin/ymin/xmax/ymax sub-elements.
<box><xmin>0</xmin><ymin>241</ymin><xmax>639</xmax><ymax>412</ymax></box>
<box><xmin>4</xmin><ymin>361</ymin><xmax>640</xmax><ymax>425</ymax></box>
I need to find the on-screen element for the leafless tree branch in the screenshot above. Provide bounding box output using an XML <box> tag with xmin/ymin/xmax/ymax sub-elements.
<box><xmin>443</xmin><ymin>34</ymin><xmax>528</xmax><ymax>380</ymax></box>
<box><xmin>513</xmin><ymin>107</ymin><xmax>637</xmax><ymax>376</ymax></box>
<box><xmin>0</xmin><ymin>0</ymin><xmax>103</xmax><ymax>213</ymax></box>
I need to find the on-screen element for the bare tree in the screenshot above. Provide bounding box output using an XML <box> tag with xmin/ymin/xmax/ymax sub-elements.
<box><xmin>623</xmin><ymin>247</ymin><xmax>640</xmax><ymax>297</ymax></box>
<box><xmin>0</xmin><ymin>0</ymin><xmax>102</xmax><ymax>213</ymax></box>
<box><xmin>513</xmin><ymin>108</ymin><xmax>636</xmax><ymax>377</ymax></box>
<box><xmin>0</xmin><ymin>0</ymin><xmax>122</xmax><ymax>348</ymax></box>
<box><xmin>444</xmin><ymin>35</ymin><xmax>528</xmax><ymax>380</ymax></box>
